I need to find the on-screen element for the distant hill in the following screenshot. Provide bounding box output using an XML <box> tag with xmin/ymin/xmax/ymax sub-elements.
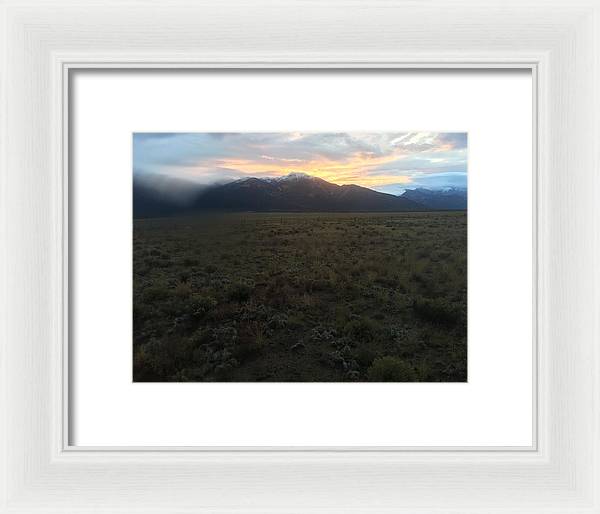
<box><xmin>133</xmin><ymin>173</ymin><xmax>466</xmax><ymax>218</ymax></box>
<box><xmin>400</xmin><ymin>187</ymin><xmax>467</xmax><ymax>210</ymax></box>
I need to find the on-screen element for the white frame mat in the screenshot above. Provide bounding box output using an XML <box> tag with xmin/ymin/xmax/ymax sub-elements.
<box><xmin>1</xmin><ymin>1</ymin><xmax>599</xmax><ymax>513</ymax></box>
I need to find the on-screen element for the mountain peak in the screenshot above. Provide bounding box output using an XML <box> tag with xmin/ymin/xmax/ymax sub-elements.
<box><xmin>284</xmin><ymin>172</ymin><xmax>311</xmax><ymax>179</ymax></box>
<box><xmin>269</xmin><ymin>172</ymin><xmax>317</xmax><ymax>182</ymax></box>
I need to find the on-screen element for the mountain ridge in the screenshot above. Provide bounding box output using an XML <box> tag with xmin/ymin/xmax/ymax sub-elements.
<box><xmin>133</xmin><ymin>173</ymin><xmax>466</xmax><ymax>218</ymax></box>
<box><xmin>401</xmin><ymin>186</ymin><xmax>467</xmax><ymax>210</ymax></box>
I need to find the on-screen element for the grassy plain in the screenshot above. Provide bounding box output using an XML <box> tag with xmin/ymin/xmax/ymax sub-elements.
<box><xmin>133</xmin><ymin>211</ymin><xmax>467</xmax><ymax>382</ymax></box>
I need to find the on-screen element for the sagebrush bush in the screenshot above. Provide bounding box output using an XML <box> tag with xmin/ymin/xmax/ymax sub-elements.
<box><xmin>190</xmin><ymin>294</ymin><xmax>217</xmax><ymax>317</ymax></box>
<box><xmin>355</xmin><ymin>347</ymin><xmax>377</xmax><ymax>369</ymax></box>
<box><xmin>412</xmin><ymin>297</ymin><xmax>462</xmax><ymax>327</ymax></box>
<box><xmin>344</xmin><ymin>317</ymin><xmax>377</xmax><ymax>342</ymax></box>
<box><xmin>233</xmin><ymin>339</ymin><xmax>265</xmax><ymax>362</ymax></box>
<box><xmin>211</xmin><ymin>326</ymin><xmax>238</xmax><ymax>347</ymax></box>
<box><xmin>367</xmin><ymin>356</ymin><xmax>416</xmax><ymax>382</ymax></box>
<box><xmin>173</xmin><ymin>281</ymin><xmax>192</xmax><ymax>297</ymax></box>
<box><xmin>227</xmin><ymin>281</ymin><xmax>254</xmax><ymax>302</ymax></box>
<box><xmin>143</xmin><ymin>284</ymin><xmax>170</xmax><ymax>302</ymax></box>
<box><xmin>142</xmin><ymin>337</ymin><xmax>174</xmax><ymax>377</ymax></box>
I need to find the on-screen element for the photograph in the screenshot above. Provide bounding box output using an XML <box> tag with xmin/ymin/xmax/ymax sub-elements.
<box><xmin>132</xmin><ymin>132</ymin><xmax>467</xmax><ymax>382</ymax></box>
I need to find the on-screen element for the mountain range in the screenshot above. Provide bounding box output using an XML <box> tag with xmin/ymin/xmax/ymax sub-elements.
<box><xmin>400</xmin><ymin>186</ymin><xmax>468</xmax><ymax>210</ymax></box>
<box><xmin>133</xmin><ymin>172</ymin><xmax>467</xmax><ymax>218</ymax></box>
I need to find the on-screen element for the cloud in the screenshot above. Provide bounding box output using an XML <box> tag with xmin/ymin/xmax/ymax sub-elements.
<box><xmin>134</xmin><ymin>133</ymin><xmax>180</xmax><ymax>142</ymax></box>
<box><xmin>133</xmin><ymin>132</ymin><xmax>467</xmax><ymax>190</ymax></box>
<box><xmin>133</xmin><ymin>171</ymin><xmax>208</xmax><ymax>205</ymax></box>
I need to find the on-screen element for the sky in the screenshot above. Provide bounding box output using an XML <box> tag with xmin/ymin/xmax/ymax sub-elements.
<box><xmin>133</xmin><ymin>132</ymin><xmax>467</xmax><ymax>194</ymax></box>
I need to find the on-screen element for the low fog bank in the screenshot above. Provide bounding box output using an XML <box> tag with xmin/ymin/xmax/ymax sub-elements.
<box><xmin>133</xmin><ymin>172</ymin><xmax>214</xmax><ymax>206</ymax></box>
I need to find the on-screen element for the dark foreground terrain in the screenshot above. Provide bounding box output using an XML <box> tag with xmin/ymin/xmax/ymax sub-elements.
<box><xmin>133</xmin><ymin>212</ymin><xmax>467</xmax><ymax>382</ymax></box>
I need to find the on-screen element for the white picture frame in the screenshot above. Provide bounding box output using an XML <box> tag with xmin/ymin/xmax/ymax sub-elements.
<box><xmin>1</xmin><ymin>1</ymin><xmax>598</xmax><ymax>512</ymax></box>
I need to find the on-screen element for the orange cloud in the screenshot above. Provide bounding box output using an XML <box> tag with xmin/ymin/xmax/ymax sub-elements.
<box><xmin>214</xmin><ymin>151</ymin><xmax>411</xmax><ymax>187</ymax></box>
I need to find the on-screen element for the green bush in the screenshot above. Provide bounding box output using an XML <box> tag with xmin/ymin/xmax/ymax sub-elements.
<box><xmin>412</xmin><ymin>297</ymin><xmax>462</xmax><ymax>327</ymax></box>
<box><xmin>367</xmin><ymin>356</ymin><xmax>416</xmax><ymax>382</ymax></box>
<box><xmin>190</xmin><ymin>294</ymin><xmax>217</xmax><ymax>317</ymax></box>
<box><xmin>227</xmin><ymin>281</ymin><xmax>254</xmax><ymax>302</ymax></box>
<box><xmin>233</xmin><ymin>339</ymin><xmax>265</xmax><ymax>363</ymax></box>
<box><xmin>355</xmin><ymin>347</ymin><xmax>377</xmax><ymax>369</ymax></box>
<box><xmin>143</xmin><ymin>284</ymin><xmax>170</xmax><ymax>302</ymax></box>
<box><xmin>212</xmin><ymin>326</ymin><xmax>238</xmax><ymax>347</ymax></box>
<box><xmin>344</xmin><ymin>317</ymin><xmax>377</xmax><ymax>343</ymax></box>
<box><xmin>142</xmin><ymin>337</ymin><xmax>175</xmax><ymax>377</ymax></box>
<box><xmin>173</xmin><ymin>281</ymin><xmax>192</xmax><ymax>298</ymax></box>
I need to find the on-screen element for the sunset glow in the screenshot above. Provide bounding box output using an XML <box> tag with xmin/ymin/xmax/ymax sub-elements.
<box><xmin>133</xmin><ymin>132</ymin><xmax>467</xmax><ymax>193</ymax></box>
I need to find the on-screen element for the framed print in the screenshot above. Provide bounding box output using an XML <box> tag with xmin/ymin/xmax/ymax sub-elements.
<box><xmin>1</xmin><ymin>1</ymin><xmax>599</xmax><ymax>513</ymax></box>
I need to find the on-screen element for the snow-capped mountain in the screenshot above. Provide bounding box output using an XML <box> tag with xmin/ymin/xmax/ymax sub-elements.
<box><xmin>133</xmin><ymin>173</ymin><xmax>467</xmax><ymax>218</ymax></box>
<box><xmin>400</xmin><ymin>187</ymin><xmax>467</xmax><ymax>210</ymax></box>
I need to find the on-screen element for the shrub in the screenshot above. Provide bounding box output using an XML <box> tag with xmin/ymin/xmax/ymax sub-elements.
<box><xmin>205</xmin><ymin>264</ymin><xmax>218</xmax><ymax>274</ymax></box>
<box><xmin>142</xmin><ymin>337</ymin><xmax>175</xmax><ymax>377</ymax></box>
<box><xmin>355</xmin><ymin>347</ymin><xmax>377</xmax><ymax>369</ymax></box>
<box><xmin>233</xmin><ymin>340</ymin><xmax>265</xmax><ymax>363</ymax></box>
<box><xmin>189</xmin><ymin>328</ymin><xmax>212</xmax><ymax>347</ymax></box>
<box><xmin>213</xmin><ymin>362</ymin><xmax>236</xmax><ymax>380</ymax></box>
<box><xmin>267</xmin><ymin>313</ymin><xmax>288</xmax><ymax>330</ymax></box>
<box><xmin>310</xmin><ymin>325</ymin><xmax>337</xmax><ymax>344</ymax></box>
<box><xmin>173</xmin><ymin>281</ymin><xmax>192</xmax><ymax>298</ymax></box>
<box><xmin>211</xmin><ymin>326</ymin><xmax>238</xmax><ymax>348</ymax></box>
<box><xmin>344</xmin><ymin>317</ymin><xmax>377</xmax><ymax>343</ymax></box>
<box><xmin>412</xmin><ymin>297</ymin><xmax>463</xmax><ymax>327</ymax></box>
<box><xmin>239</xmin><ymin>302</ymin><xmax>270</xmax><ymax>322</ymax></box>
<box><xmin>190</xmin><ymin>294</ymin><xmax>217</xmax><ymax>318</ymax></box>
<box><xmin>227</xmin><ymin>281</ymin><xmax>254</xmax><ymax>302</ymax></box>
<box><xmin>143</xmin><ymin>284</ymin><xmax>170</xmax><ymax>302</ymax></box>
<box><xmin>133</xmin><ymin>302</ymin><xmax>155</xmax><ymax>325</ymax></box>
<box><xmin>367</xmin><ymin>356</ymin><xmax>416</xmax><ymax>382</ymax></box>
<box><xmin>374</xmin><ymin>275</ymin><xmax>397</xmax><ymax>288</ymax></box>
